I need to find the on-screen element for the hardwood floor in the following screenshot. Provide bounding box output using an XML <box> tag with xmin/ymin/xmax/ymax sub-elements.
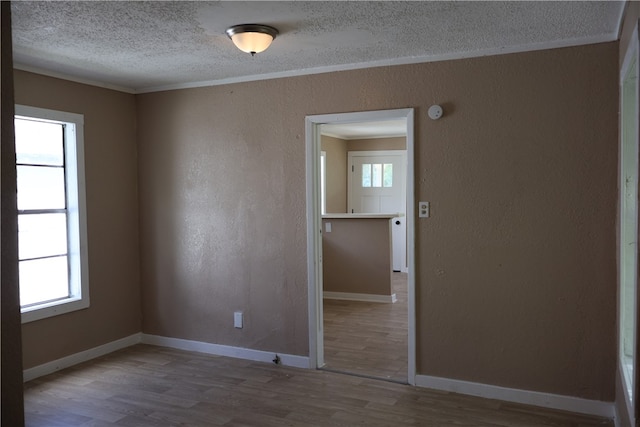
<box><xmin>24</xmin><ymin>344</ymin><xmax>612</xmax><ymax>426</ymax></box>
<box><xmin>322</xmin><ymin>272</ymin><xmax>408</xmax><ymax>382</ymax></box>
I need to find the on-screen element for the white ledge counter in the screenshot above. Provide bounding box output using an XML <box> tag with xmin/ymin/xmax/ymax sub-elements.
<box><xmin>321</xmin><ymin>213</ymin><xmax>401</xmax><ymax>219</ymax></box>
<box><xmin>321</xmin><ymin>214</ymin><xmax>400</xmax><ymax>303</ymax></box>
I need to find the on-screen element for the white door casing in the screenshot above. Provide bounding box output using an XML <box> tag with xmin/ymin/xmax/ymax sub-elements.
<box><xmin>305</xmin><ymin>108</ymin><xmax>416</xmax><ymax>385</ymax></box>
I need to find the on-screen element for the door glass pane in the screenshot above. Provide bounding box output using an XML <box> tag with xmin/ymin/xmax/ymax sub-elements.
<box><xmin>383</xmin><ymin>163</ymin><xmax>393</xmax><ymax>187</ymax></box>
<box><xmin>17</xmin><ymin>165</ymin><xmax>66</xmax><ymax>210</ymax></box>
<box><xmin>18</xmin><ymin>213</ymin><xmax>67</xmax><ymax>260</ymax></box>
<box><xmin>19</xmin><ymin>256</ymin><xmax>69</xmax><ymax>307</ymax></box>
<box><xmin>15</xmin><ymin>118</ymin><xmax>64</xmax><ymax>166</ymax></box>
<box><xmin>362</xmin><ymin>164</ymin><xmax>371</xmax><ymax>187</ymax></box>
<box><xmin>372</xmin><ymin>163</ymin><xmax>382</xmax><ymax>187</ymax></box>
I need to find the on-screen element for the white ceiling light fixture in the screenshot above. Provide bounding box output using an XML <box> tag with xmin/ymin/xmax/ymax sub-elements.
<box><xmin>226</xmin><ymin>24</ymin><xmax>279</xmax><ymax>56</ymax></box>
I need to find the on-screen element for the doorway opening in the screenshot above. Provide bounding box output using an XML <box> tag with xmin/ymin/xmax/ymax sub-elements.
<box><xmin>305</xmin><ymin>109</ymin><xmax>415</xmax><ymax>385</ymax></box>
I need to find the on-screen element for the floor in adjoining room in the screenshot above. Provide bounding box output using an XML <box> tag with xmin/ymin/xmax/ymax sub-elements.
<box><xmin>322</xmin><ymin>272</ymin><xmax>408</xmax><ymax>383</ymax></box>
<box><xmin>23</xmin><ymin>344</ymin><xmax>613</xmax><ymax>426</ymax></box>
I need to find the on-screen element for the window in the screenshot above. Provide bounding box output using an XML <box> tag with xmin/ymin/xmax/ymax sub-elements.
<box><xmin>320</xmin><ymin>151</ymin><xmax>326</xmax><ymax>214</ymax></box>
<box><xmin>361</xmin><ymin>163</ymin><xmax>392</xmax><ymax>188</ymax></box>
<box><xmin>15</xmin><ymin>105</ymin><xmax>89</xmax><ymax>323</ymax></box>
<box><xmin>620</xmin><ymin>37</ymin><xmax>638</xmax><ymax>412</ymax></box>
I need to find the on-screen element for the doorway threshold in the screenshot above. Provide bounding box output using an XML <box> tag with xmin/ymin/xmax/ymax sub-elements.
<box><xmin>318</xmin><ymin>367</ymin><xmax>408</xmax><ymax>385</ymax></box>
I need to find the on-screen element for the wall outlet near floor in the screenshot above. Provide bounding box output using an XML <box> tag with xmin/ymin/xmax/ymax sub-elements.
<box><xmin>234</xmin><ymin>311</ymin><xmax>243</xmax><ymax>329</ymax></box>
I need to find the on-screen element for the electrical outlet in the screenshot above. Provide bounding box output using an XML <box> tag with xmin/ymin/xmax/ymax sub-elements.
<box><xmin>234</xmin><ymin>311</ymin><xmax>243</xmax><ymax>328</ymax></box>
<box><xmin>419</xmin><ymin>201</ymin><xmax>430</xmax><ymax>218</ymax></box>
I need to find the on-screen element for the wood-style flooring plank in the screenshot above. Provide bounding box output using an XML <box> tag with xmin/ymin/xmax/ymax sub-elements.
<box><xmin>322</xmin><ymin>272</ymin><xmax>409</xmax><ymax>382</ymax></box>
<box><xmin>24</xmin><ymin>344</ymin><xmax>612</xmax><ymax>426</ymax></box>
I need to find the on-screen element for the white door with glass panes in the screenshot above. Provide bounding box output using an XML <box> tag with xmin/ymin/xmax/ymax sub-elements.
<box><xmin>348</xmin><ymin>151</ymin><xmax>407</xmax><ymax>272</ymax></box>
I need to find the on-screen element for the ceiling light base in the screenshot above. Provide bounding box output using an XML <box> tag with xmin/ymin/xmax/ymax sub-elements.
<box><xmin>226</xmin><ymin>24</ymin><xmax>279</xmax><ymax>56</ymax></box>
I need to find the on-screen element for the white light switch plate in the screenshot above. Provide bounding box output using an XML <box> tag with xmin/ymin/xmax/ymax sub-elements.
<box><xmin>419</xmin><ymin>201</ymin><xmax>430</xmax><ymax>218</ymax></box>
<box><xmin>325</xmin><ymin>222</ymin><xmax>332</xmax><ymax>233</ymax></box>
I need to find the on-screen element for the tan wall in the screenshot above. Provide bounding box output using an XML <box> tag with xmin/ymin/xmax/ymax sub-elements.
<box><xmin>137</xmin><ymin>41</ymin><xmax>618</xmax><ymax>401</ymax></box>
<box><xmin>322</xmin><ymin>218</ymin><xmax>392</xmax><ymax>295</ymax></box>
<box><xmin>347</xmin><ymin>136</ymin><xmax>406</xmax><ymax>152</ymax></box>
<box><xmin>14</xmin><ymin>71</ymin><xmax>141</xmax><ymax>369</ymax></box>
<box><xmin>321</xmin><ymin>135</ymin><xmax>347</xmax><ymax>213</ymax></box>
<box><xmin>1</xmin><ymin>4</ymin><xmax>25</xmax><ymax>424</ymax></box>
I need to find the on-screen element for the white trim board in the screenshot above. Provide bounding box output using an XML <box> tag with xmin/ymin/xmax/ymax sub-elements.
<box><xmin>14</xmin><ymin>63</ymin><xmax>137</xmax><ymax>94</ymax></box>
<box><xmin>21</xmin><ymin>332</ymin><xmax>617</xmax><ymax>422</ymax></box>
<box><xmin>23</xmin><ymin>333</ymin><xmax>142</xmax><ymax>382</ymax></box>
<box><xmin>323</xmin><ymin>291</ymin><xmax>397</xmax><ymax>303</ymax></box>
<box><xmin>306</xmin><ymin>108</ymin><xmax>416</xmax><ymax>384</ymax></box>
<box><xmin>139</xmin><ymin>35</ymin><xmax>616</xmax><ymax>93</ymax></box>
<box><xmin>23</xmin><ymin>333</ymin><xmax>310</xmax><ymax>383</ymax></box>
<box><xmin>415</xmin><ymin>375</ymin><xmax>615</xmax><ymax>419</ymax></box>
<box><xmin>16</xmin><ymin>33</ymin><xmax>618</xmax><ymax>95</ymax></box>
<box><xmin>141</xmin><ymin>334</ymin><xmax>310</xmax><ymax>369</ymax></box>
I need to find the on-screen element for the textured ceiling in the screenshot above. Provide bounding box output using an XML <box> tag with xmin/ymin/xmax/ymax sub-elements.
<box><xmin>11</xmin><ymin>1</ymin><xmax>625</xmax><ymax>94</ymax></box>
<box><xmin>322</xmin><ymin>120</ymin><xmax>407</xmax><ymax>140</ymax></box>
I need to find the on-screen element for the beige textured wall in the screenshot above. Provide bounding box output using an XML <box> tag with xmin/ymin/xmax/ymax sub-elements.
<box><xmin>347</xmin><ymin>136</ymin><xmax>406</xmax><ymax>152</ymax></box>
<box><xmin>14</xmin><ymin>71</ymin><xmax>141</xmax><ymax>369</ymax></box>
<box><xmin>137</xmin><ymin>41</ymin><xmax>618</xmax><ymax>400</ymax></box>
<box><xmin>322</xmin><ymin>218</ymin><xmax>392</xmax><ymax>295</ymax></box>
<box><xmin>321</xmin><ymin>135</ymin><xmax>347</xmax><ymax>213</ymax></box>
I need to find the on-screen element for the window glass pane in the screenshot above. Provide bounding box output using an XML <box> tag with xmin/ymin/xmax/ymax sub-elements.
<box><xmin>19</xmin><ymin>256</ymin><xmax>69</xmax><ymax>307</ymax></box>
<box><xmin>621</xmin><ymin>57</ymin><xmax>639</xmax><ymax>401</ymax></box>
<box><xmin>362</xmin><ymin>164</ymin><xmax>371</xmax><ymax>187</ymax></box>
<box><xmin>18</xmin><ymin>213</ymin><xmax>67</xmax><ymax>260</ymax></box>
<box><xmin>372</xmin><ymin>163</ymin><xmax>382</xmax><ymax>187</ymax></box>
<box><xmin>320</xmin><ymin>153</ymin><xmax>326</xmax><ymax>215</ymax></box>
<box><xmin>383</xmin><ymin>163</ymin><xmax>393</xmax><ymax>187</ymax></box>
<box><xmin>15</xmin><ymin>118</ymin><xmax>64</xmax><ymax>166</ymax></box>
<box><xmin>17</xmin><ymin>165</ymin><xmax>66</xmax><ymax>210</ymax></box>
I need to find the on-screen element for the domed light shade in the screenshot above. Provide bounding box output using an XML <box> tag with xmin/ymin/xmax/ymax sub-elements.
<box><xmin>226</xmin><ymin>24</ymin><xmax>279</xmax><ymax>56</ymax></box>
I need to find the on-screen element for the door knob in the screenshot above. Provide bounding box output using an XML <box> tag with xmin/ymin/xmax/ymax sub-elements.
<box><xmin>395</xmin><ymin>220</ymin><xmax>401</xmax><ymax>225</ymax></box>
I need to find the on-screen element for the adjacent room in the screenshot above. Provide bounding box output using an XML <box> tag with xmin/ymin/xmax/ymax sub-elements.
<box><xmin>1</xmin><ymin>1</ymin><xmax>637</xmax><ymax>426</ymax></box>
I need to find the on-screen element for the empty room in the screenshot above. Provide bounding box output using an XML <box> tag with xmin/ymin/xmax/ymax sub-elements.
<box><xmin>1</xmin><ymin>1</ymin><xmax>637</xmax><ymax>426</ymax></box>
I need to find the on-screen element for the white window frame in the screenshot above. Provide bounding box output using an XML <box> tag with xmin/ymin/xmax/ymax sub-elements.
<box><xmin>16</xmin><ymin>105</ymin><xmax>89</xmax><ymax>323</ymax></box>
<box><xmin>619</xmin><ymin>21</ymin><xmax>639</xmax><ymax>423</ymax></box>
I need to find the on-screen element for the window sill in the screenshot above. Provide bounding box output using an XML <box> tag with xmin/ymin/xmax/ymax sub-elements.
<box><xmin>21</xmin><ymin>297</ymin><xmax>90</xmax><ymax>323</ymax></box>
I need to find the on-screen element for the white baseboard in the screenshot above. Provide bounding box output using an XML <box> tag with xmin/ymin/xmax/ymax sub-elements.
<box><xmin>415</xmin><ymin>374</ymin><xmax>614</xmax><ymax>419</ymax></box>
<box><xmin>23</xmin><ymin>333</ymin><xmax>142</xmax><ymax>382</ymax></box>
<box><xmin>25</xmin><ymin>333</ymin><xmax>613</xmax><ymax>422</ymax></box>
<box><xmin>323</xmin><ymin>291</ymin><xmax>397</xmax><ymax>303</ymax></box>
<box><xmin>141</xmin><ymin>334</ymin><xmax>310</xmax><ymax>369</ymax></box>
<box><xmin>22</xmin><ymin>332</ymin><xmax>310</xmax><ymax>383</ymax></box>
